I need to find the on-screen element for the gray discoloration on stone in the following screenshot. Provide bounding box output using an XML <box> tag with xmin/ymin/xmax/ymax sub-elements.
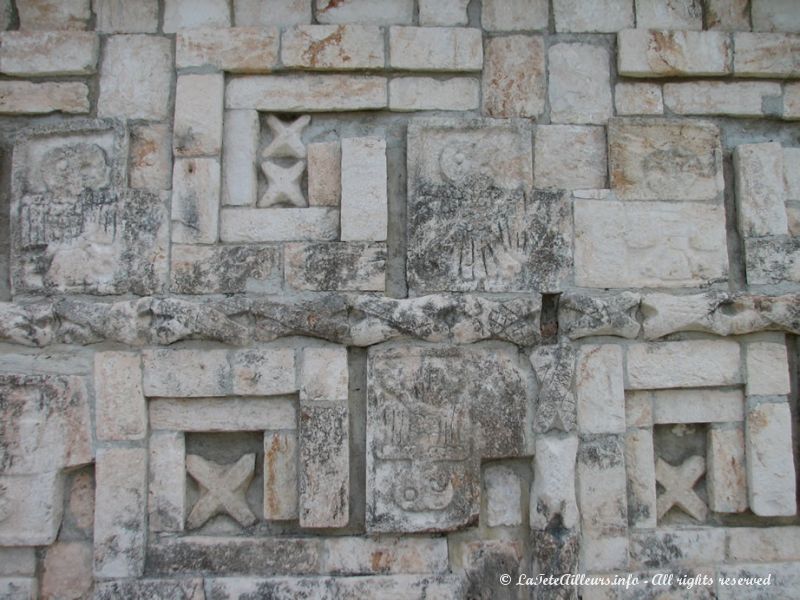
<box><xmin>285</xmin><ymin>242</ymin><xmax>386</xmax><ymax>291</ymax></box>
<box><xmin>559</xmin><ymin>292</ymin><xmax>641</xmax><ymax>339</ymax></box>
<box><xmin>745</xmin><ymin>236</ymin><xmax>800</xmax><ymax>284</ymax></box>
<box><xmin>94</xmin><ymin>578</ymin><xmax>205</xmax><ymax>600</ymax></box>
<box><xmin>171</xmin><ymin>245</ymin><xmax>282</xmax><ymax>294</ymax></box>
<box><xmin>530</xmin><ymin>344</ymin><xmax>577</xmax><ymax>433</ymax></box>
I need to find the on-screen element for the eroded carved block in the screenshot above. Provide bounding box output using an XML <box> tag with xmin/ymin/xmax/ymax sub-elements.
<box><xmin>186</xmin><ymin>453</ymin><xmax>257</xmax><ymax>529</ymax></box>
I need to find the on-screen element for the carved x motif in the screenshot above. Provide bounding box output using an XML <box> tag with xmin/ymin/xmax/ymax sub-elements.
<box><xmin>655</xmin><ymin>455</ymin><xmax>708</xmax><ymax>522</ymax></box>
<box><xmin>186</xmin><ymin>453</ymin><xmax>256</xmax><ymax>529</ymax></box>
<box><xmin>259</xmin><ymin>160</ymin><xmax>307</xmax><ymax>207</ymax></box>
<box><xmin>262</xmin><ymin>115</ymin><xmax>310</xmax><ymax>159</ymax></box>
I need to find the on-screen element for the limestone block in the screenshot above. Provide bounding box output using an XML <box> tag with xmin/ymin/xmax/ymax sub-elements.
<box><xmin>390</xmin><ymin>77</ymin><xmax>480</xmax><ymax>112</ymax></box>
<box><xmin>629</xmin><ymin>529</ymin><xmax>725</xmax><ymax>568</ymax></box>
<box><xmin>130</xmin><ymin>123</ymin><xmax>172</xmax><ymax>191</ymax></box>
<box><xmin>94</xmin><ymin>351</ymin><xmax>145</xmax><ymax>441</ymax></box>
<box><xmin>149</xmin><ymin>398</ymin><xmax>296</xmax><ymax>431</ymax></box>
<box><xmin>0</xmin><ymin>472</ymin><xmax>63</xmax><ymax>545</ymax></box>
<box><xmin>554</xmin><ymin>0</ymin><xmax>634</xmax><ymax>32</ymax></box>
<box><xmin>308</xmin><ymin>141</ymin><xmax>341</xmax><ymax>206</ymax></box>
<box><xmin>98</xmin><ymin>35</ymin><xmax>172</xmax><ymax>121</ymax></box>
<box><xmin>316</xmin><ymin>0</ymin><xmax>413</xmax><ymax>25</ymax></box>
<box><xmin>576</xmin><ymin>345</ymin><xmax>625</xmax><ymax>434</ymax></box>
<box><xmin>220</xmin><ymin>207</ymin><xmax>338</xmax><ymax>242</ymax></box>
<box><xmin>665</xmin><ymin>81</ymin><xmax>782</xmax><ymax>116</ymax></box>
<box><xmin>234</xmin><ymin>0</ymin><xmax>311</xmax><ymax>26</ymax></box>
<box><xmin>618</xmin><ymin>29</ymin><xmax>731</xmax><ymax>77</ymax></box>
<box><xmin>389</xmin><ymin>27</ymin><xmax>483</xmax><ymax>71</ymax></box>
<box><xmin>482</xmin><ymin>0</ymin><xmax>549</xmax><ymax>31</ymax></box>
<box><xmin>264</xmin><ymin>431</ymin><xmax>298</xmax><ymax>520</ymax></box>
<box><xmin>66</xmin><ymin>471</ymin><xmax>94</xmax><ymax>533</ymax></box>
<box><xmin>626</xmin><ymin>340</ymin><xmax>742</xmax><ymax>389</ymax></box>
<box><xmin>95</xmin><ymin>579</ymin><xmax>205</xmax><ymax>600</ymax></box>
<box><xmin>581</xmin><ymin>531</ymin><xmax>629</xmax><ymax>571</ymax></box>
<box><xmin>615</xmin><ymin>82</ymin><xmax>663</xmax><ymax>115</ymax></box>
<box><xmin>717</xmin><ymin>563</ymin><xmax>800</xmax><ymax>599</ymax></box>
<box><xmin>734</xmin><ymin>32</ymin><xmax>800</xmax><ymax>77</ymax></box>
<box><xmin>163</xmin><ymin>0</ymin><xmax>230</xmax><ymax>32</ymax></box>
<box><xmin>608</xmin><ymin>118</ymin><xmax>724</xmax><ymax>201</ymax></box>
<box><xmin>231</xmin><ymin>348</ymin><xmax>296</xmax><ymax>396</ymax></box>
<box><xmin>95</xmin><ymin>0</ymin><xmax>159</xmax><ymax>33</ymax></box>
<box><xmin>534</xmin><ymin>125</ymin><xmax>606</xmax><ymax>190</ymax></box>
<box><xmin>707</xmin><ymin>424</ymin><xmax>747</xmax><ymax>513</ymax></box>
<box><xmin>746</xmin><ymin>400</ymin><xmax>797</xmax><ymax>516</ymax></box>
<box><xmin>548</xmin><ymin>43</ymin><xmax>613</xmax><ymax>124</ymax></box>
<box><xmin>484</xmin><ymin>465</ymin><xmax>522</xmax><ymax>527</ymax></box>
<box><xmin>148</xmin><ymin>430</ymin><xmax>186</xmax><ymax>532</ymax></box>
<box><xmin>300</xmin><ymin>346</ymin><xmax>348</xmax><ymax>402</ymax></box>
<box><xmin>171</xmin><ymin>244</ymin><xmax>282</xmax><ymax>294</ymax></box>
<box><xmin>626</xmin><ymin>392</ymin><xmax>653</xmax><ymax>428</ymax></box>
<box><xmin>728</xmin><ymin>527</ymin><xmax>800</xmax><ymax>562</ymax></box>
<box><xmin>0</xmin><ymin>0</ymin><xmax>8</xmax><ymax>30</ymax></box>
<box><xmin>282</xmin><ymin>25</ymin><xmax>384</xmax><ymax>70</ymax></box>
<box><xmin>177</xmin><ymin>27</ymin><xmax>280</xmax><ymax>72</ymax></box>
<box><xmin>17</xmin><ymin>0</ymin><xmax>90</xmax><ymax>30</ymax></box>
<box><xmin>222</xmin><ymin>110</ymin><xmax>259</xmax><ymax>207</ymax></box>
<box><xmin>482</xmin><ymin>35</ymin><xmax>546</xmax><ymax>118</ymax></box>
<box><xmin>746</xmin><ymin>341</ymin><xmax>791</xmax><ymax>396</ymax></box>
<box><xmin>185</xmin><ymin>453</ymin><xmax>257</xmax><ymax>529</ymax></box>
<box><xmin>577</xmin><ymin>435</ymin><xmax>628</xmax><ymax>532</ymax></box>
<box><xmin>735</xmin><ymin>142</ymin><xmax>788</xmax><ymax>237</ymax></box>
<box><xmin>745</xmin><ymin>236</ymin><xmax>800</xmax><ymax>284</ymax></box>
<box><xmin>227</xmin><ymin>75</ymin><xmax>388</xmax><ymax>111</ymax></box>
<box><xmin>419</xmin><ymin>0</ymin><xmax>469</xmax><ymax>26</ymax></box>
<box><xmin>0</xmin><ymin>31</ymin><xmax>98</xmax><ymax>76</ymax></box>
<box><xmin>651</xmin><ymin>389</ymin><xmax>744</xmax><ymax>424</ymax></box>
<box><xmin>752</xmin><ymin>0</ymin><xmax>800</xmax><ymax>32</ymax></box>
<box><xmin>143</xmin><ymin>349</ymin><xmax>230</xmax><ymax>397</ymax></box>
<box><xmin>785</xmin><ymin>148</ymin><xmax>800</xmax><ymax>200</ymax></box>
<box><xmin>705</xmin><ymin>0</ymin><xmax>750</xmax><ymax>30</ymax></box>
<box><xmin>574</xmin><ymin>200</ymin><xmax>728</xmax><ymax>288</ymax></box>
<box><xmin>174</xmin><ymin>74</ymin><xmax>224</xmax><ymax>157</ymax></box>
<box><xmin>323</xmin><ymin>537</ymin><xmax>449</xmax><ymax>574</ymax></box>
<box><xmin>0</xmin><ymin>548</ymin><xmax>35</xmax><ymax>576</ymax></box>
<box><xmin>171</xmin><ymin>158</ymin><xmax>221</xmax><ymax>244</ymax></box>
<box><xmin>93</xmin><ymin>447</ymin><xmax>147</xmax><ymax>578</ymax></box>
<box><xmin>530</xmin><ymin>435</ymin><xmax>579</xmax><ymax>530</ymax></box>
<box><xmin>204</xmin><ymin>575</ymin><xmax>466</xmax><ymax>597</ymax></box>
<box><xmin>635</xmin><ymin>0</ymin><xmax>702</xmax><ymax>29</ymax></box>
<box><xmin>625</xmin><ymin>427</ymin><xmax>657</xmax><ymax>528</ymax></box>
<box><xmin>341</xmin><ymin>137</ymin><xmax>387</xmax><ymax>241</ymax></box>
<box><xmin>285</xmin><ymin>242</ymin><xmax>386</xmax><ymax>291</ymax></box>
<box><xmin>530</xmin><ymin>344</ymin><xmax>577</xmax><ymax>433</ymax></box>
<box><xmin>0</xmin><ymin>81</ymin><xmax>89</xmax><ymax>114</ymax></box>
<box><xmin>0</xmin><ymin>578</ymin><xmax>36</xmax><ymax>598</ymax></box>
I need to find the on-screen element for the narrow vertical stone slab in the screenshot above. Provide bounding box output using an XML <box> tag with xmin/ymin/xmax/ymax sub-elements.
<box><xmin>745</xmin><ymin>341</ymin><xmax>791</xmax><ymax>396</ymax></box>
<box><xmin>746</xmin><ymin>400</ymin><xmax>797</xmax><ymax>516</ymax></box>
<box><xmin>148</xmin><ymin>430</ymin><xmax>186</xmax><ymax>532</ymax></box>
<box><xmin>307</xmin><ymin>141</ymin><xmax>341</xmax><ymax>207</ymax></box>
<box><xmin>340</xmin><ymin>137</ymin><xmax>387</xmax><ymax>242</ymax></box>
<box><xmin>530</xmin><ymin>435</ymin><xmax>579</xmax><ymax>530</ymax></box>
<box><xmin>530</xmin><ymin>344</ymin><xmax>577</xmax><ymax>433</ymax></box>
<box><xmin>174</xmin><ymin>73</ymin><xmax>225</xmax><ymax>158</ymax></box>
<box><xmin>264</xmin><ymin>431</ymin><xmax>299</xmax><ymax>520</ymax></box>
<box><xmin>625</xmin><ymin>427</ymin><xmax>657</xmax><ymax>528</ymax></box>
<box><xmin>482</xmin><ymin>35</ymin><xmax>546</xmax><ymax>118</ymax></box>
<box><xmin>94</xmin><ymin>447</ymin><xmax>147</xmax><ymax>578</ymax></box>
<box><xmin>94</xmin><ymin>351</ymin><xmax>146</xmax><ymax>441</ymax></box>
<box><xmin>171</xmin><ymin>157</ymin><xmax>221</xmax><ymax>244</ymax></box>
<box><xmin>300</xmin><ymin>346</ymin><xmax>348</xmax><ymax>402</ymax></box>
<box><xmin>576</xmin><ymin>344</ymin><xmax>625</xmax><ymax>434</ymax></box>
<box><xmin>130</xmin><ymin>123</ymin><xmax>172</xmax><ymax>191</ymax></box>
<box><xmin>577</xmin><ymin>434</ymin><xmax>628</xmax><ymax>532</ymax></box>
<box><xmin>223</xmin><ymin>110</ymin><xmax>259</xmax><ymax>206</ymax></box>
<box><xmin>484</xmin><ymin>465</ymin><xmax>522</xmax><ymax>527</ymax></box>
<box><xmin>734</xmin><ymin>142</ymin><xmax>789</xmax><ymax>237</ymax></box>
<box><xmin>707</xmin><ymin>424</ymin><xmax>747</xmax><ymax>513</ymax></box>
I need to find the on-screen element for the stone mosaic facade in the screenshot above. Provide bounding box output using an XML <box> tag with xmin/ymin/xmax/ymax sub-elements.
<box><xmin>0</xmin><ymin>0</ymin><xmax>799</xmax><ymax>598</ymax></box>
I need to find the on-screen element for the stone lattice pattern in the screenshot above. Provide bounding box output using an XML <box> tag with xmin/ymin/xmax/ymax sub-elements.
<box><xmin>0</xmin><ymin>1</ymin><xmax>799</xmax><ymax>599</ymax></box>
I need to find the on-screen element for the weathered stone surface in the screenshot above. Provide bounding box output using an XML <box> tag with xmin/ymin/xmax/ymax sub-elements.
<box><xmin>231</xmin><ymin>347</ymin><xmax>296</xmax><ymax>396</ymax></box>
<box><xmin>530</xmin><ymin>435</ymin><xmax>579</xmax><ymax>530</ymax></box>
<box><xmin>734</xmin><ymin>32</ymin><xmax>800</xmax><ymax>77</ymax></box>
<box><xmin>482</xmin><ymin>0</ymin><xmax>548</xmax><ymax>31</ymax></box>
<box><xmin>94</xmin><ymin>351</ymin><xmax>146</xmax><ymax>441</ymax></box>
<box><xmin>618</xmin><ymin>29</ymin><xmax>731</xmax><ymax>77</ymax></box>
<box><xmin>308</xmin><ymin>141</ymin><xmax>341</xmax><ymax>206</ymax></box>
<box><xmin>300</xmin><ymin>347</ymin><xmax>347</xmax><ymax>402</ymax></box>
<box><xmin>574</xmin><ymin>200</ymin><xmax>728</xmax><ymax>288</ymax></box>
<box><xmin>0</xmin><ymin>303</ymin><xmax>52</xmax><ymax>347</ymax></box>
<box><xmin>0</xmin><ymin>31</ymin><xmax>98</xmax><ymax>76</ymax></box>
<box><xmin>98</xmin><ymin>35</ymin><xmax>172</xmax><ymax>121</ymax></box>
<box><xmin>95</xmin><ymin>0</ymin><xmax>159</xmax><ymax>33</ymax></box>
<box><xmin>143</xmin><ymin>348</ymin><xmax>230</xmax><ymax>398</ymax></box>
<box><xmin>735</xmin><ymin>142</ymin><xmax>788</xmax><ymax>237</ymax></box>
<box><xmin>576</xmin><ymin>345</ymin><xmax>625</xmax><ymax>434</ymax></box>
<box><xmin>324</xmin><ymin>537</ymin><xmax>449</xmax><ymax>575</ymax></box>
<box><xmin>186</xmin><ymin>453</ymin><xmax>257</xmax><ymax>529</ymax></box>
<box><xmin>707</xmin><ymin>424</ymin><xmax>747</xmax><ymax>513</ymax></box>
<box><xmin>665</xmin><ymin>81</ymin><xmax>782</xmax><ymax>116</ymax></box>
<box><xmin>785</xmin><ymin>147</ymin><xmax>800</xmax><ymax>200</ymax></box>
<box><xmin>260</xmin><ymin>160</ymin><xmax>306</xmax><ymax>208</ymax></box>
<box><xmin>752</xmin><ymin>0</ymin><xmax>800</xmax><ymax>32</ymax></box>
<box><xmin>163</xmin><ymin>0</ymin><xmax>230</xmax><ymax>32</ymax></box>
<box><xmin>625</xmin><ymin>426</ymin><xmax>657</xmax><ymax>528</ymax></box>
<box><xmin>608</xmin><ymin>118</ymin><xmax>724</xmax><ymax>200</ymax></box>
<box><xmin>389</xmin><ymin>77</ymin><xmax>480</xmax><ymax>112</ymax></box>
<box><xmin>234</xmin><ymin>0</ymin><xmax>311</xmax><ymax>26</ymax></box>
<box><xmin>559</xmin><ymin>292</ymin><xmax>641</xmax><ymax>339</ymax></box>
<box><xmin>615</xmin><ymin>82</ymin><xmax>664</xmax><ymax>115</ymax></box>
<box><xmin>419</xmin><ymin>0</ymin><xmax>469</xmax><ymax>26</ymax></box>
<box><xmin>171</xmin><ymin>244</ymin><xmax>282</xmax><ymax>294</ymax></box>
<box><xmin>17</xmin><ymin>0</ymin><xmax>90</xmax><ymax>30</ymax></box>
<box><xmin>746</xmin><ymin>400</ymin><xmax>797</xmax><ymax>516</ymax></box>
<box><xmin>0</xmin><ymin>81</ymin><xmax>89</xmax><ymax>114</ymax></box>
<box><xmin>389</xmin><ymin>27</ymin><xmax>482</xmax><ymax>71</ymax></box>
<box><xmin>482</xmin><ymin>35</ymin><xmax>546</xmax><ymax>118</ymax></box>
<box><xmin>745</xmin><ymin>236</ymin><xmax>800</xmax><ymax>284</ymax></box>
<box><xmin>0</xmin><ymin>548</ymin><xmax>35</xmax><ymax>576</ymax></box>
<box><xmin>554</xmin><ymin>0</ymin><xmax>634</xmax><ymax>32</ymax></box>
<box><xmin>484</xmin><ymin>465</ymin><xmax>522</xmax><ymax>527</ymax></box>
<box><xmin>0</xmin><ymin>471</ymin><xmax>64</xmax><ymax>545</ymax></box>
<box><xmin>705</xmin><ymin>0</ymin><xmax>750</xmax><ymax>30</ymax></box>
<box><xmin>534</xmin><ymin>125</ymin><xmax>606</xmax><ymax>190</ymax></box>
<box><xmin>746</xmin><ymin>341</ymin><xmax>791</xmax><ymax>396</ymax></box>
<box><xmin>282</xmin><ymin>25</ymin><xmax>384</xmax><ymax>70</ymax></box>
<box><xmin>316</xmin><ymin>0</ymin><xmax>413</xmax><ymax>25</ymax></box>
<box><xmin>227</xmin><ymin>75</ymin><xmax>388</xmax><ymax>111</ymax></box>
<box><xmin>148</xmin><ymin>430</ymin><xmax>186</xmax><ymax>532</ymax></box>
<box><xmin>220</xmin><ymin>208</ymin><xmax>338</xmax><ymax>243</ymax></box>
<box><xmin>67</xmin><ymin>469</ymin><xmax>94</xmax><ymax>533</ymax></box>
<box><xmin>530</xmin><ymin>344</ymin><xmax>577</xmax><ymax>433</ymax></box>
<box><xmin>130</xmin><ymin>123</ymin><xmax>172</xmax><ymax>191</ymax></box>
<box><xmin>264</xmin><ymin>431</ymin><xmax>298</xmax><ymax>520</ymax></box>
<box><xmin>629</xmin><ymin>529</ymin><xmax>725</xmax><ymax>568</ymax></box>
<box><xmin>149</xmin><ymin>398</ymin><xmax>295</xmax><ymax>431</ymax></box>
<box><xmin>532</xmin><ymin>529</ymin><xmax>580</xmax><ymax>596</ymax></box>
<box><xmin>177</xmin><ymin>27</ymin><xmax>279</xmax><ymax>72</ymax></box>
<box><xmin>171</xmin><ymin>159</ymin><xmax>221</xmax><ymax>245</ymax></box>
<box><xmin>581</xmin><ymin>530</ymin><xmax>629</xmax><ymax>571</ymax></box>
<box><xmin>577</xmin><ymin>434</ymin><xmax>628</xmax><ymax>532</ymax></box>
<box><xmin>41</xmin><ymin>541</ymin><xmax>92</xmax><ymax>600</ymax></box>
<box><xmin>717</xmin><ymin>563</ymin><xmax>800</xmax><ymax>599</ymax></box>
<box><xmin>627</xmin><ymin>340</ymin><xmax>742</xmax><ymax>389</ymax></box>
<box><xmin>651</xmin><ymin>388</ymin><xmax>744</xmax><ymax>424</ymax></box>
<box><xmin>341</xmin><ymin>137</ymin><xmax>387</xmax><ymax>241</ymax></box>
<box><xmin>94</xmin><ymin>578</ymin><xmax>205</xmax><ymax>600</ymax></box>
<box><xmin>656</xmin><ymin>455</ymin><xmax>708</xmax><ymax>522</ymax></box>
<box><xmin>635</xmin><ymin>0</ymin><xmax>703</xmax><ymax>29</ymax></box>
<box><xmin>285</xmin><ymin>242</ymin><xmax>386</xmax><ymax>291</ymax></box>
<box><xmin>548</xmin><ymin>43</ymin><xmax>613</xmax><ymax>124</ymax></box>
<box><xmin>367</xmin><ymin>345</ymin><xmax>527</xmax><ymax>532</ymax></box>
<box><xmin>174</xmin><ymin>74</ymin><xmax>225</xmax><ymax>158</ymax></box>
<box><xmin>728</xmin><ymin>527</ymin><xmax>800</xmax><ymax>562</ymax></box>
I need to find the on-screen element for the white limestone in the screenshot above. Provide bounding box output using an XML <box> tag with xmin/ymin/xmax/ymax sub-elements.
<box><xmin>618</xmin><ymin>29</ymin><xmax>731</xmax><ymax>77</ymax></box>
<box><xmin>482</xmin><ymin>35</ymin><xmax>546</xmax><ymax>118</ymax></box>
<box><xmin>282</xmin><ymin>25</ymin><xmax>384</xmax><ymax>70</ymax></box>
<box><xmin>149</xmin><ymin>398</ymin><xmax>296</xmax><ymax>431</ymax></box>
<box><xmin>0</xmin><ymin>31</ymin><xmax>98</xmax><ymax>76</ymax></box>
<box><xmin>226</xmin><ymin>75</ymin><xmax>387</xmax><ymax>111</ymax></box>
<box><xmin>707</xmin><ymin>424</ymin><xmax>748</xmax><ymax>513</ymax></box>
<box><xmin>389</xmin><ymin>27</ymin><xmax>483</xmax><ymax>71</ymax></box>
<box><xmin>300</xmin><ymin>346</ymin><xmax>348</xmax><ymax>402</ymax></box>
<box><xmin>635</xmin><ymin>0</ymin><xmax>703</xmax><ymax>29</ymax></box>
<box><xmin>95</xmin><ymin>0</ymin><xmax>158</xmax><ymax>33</ymax></box>
<box><xmin>307</xmin><ymin>141</ymin><xmax>341</xmax><ymax>206</ymax></box>
<box><xmin>148</xmin><ymin>430</ymin><xmax>186</xmax><ymax>532</ymax></box>
<box><xmin>735</xmin><ymin>142</ymin><xmax>789</xmax><ymax>237</ymax></box>
<box><xmin>389</xmin><ymin>77</ymin><xmax>480</xmax><ymax>112</ymax></box>
<box><xmin>234</xmin><ymin>0</ymin><xmax>311</xmax><ymax>26</ymax></box>
<box><xmin>230</xmin><ymin>348</ymin><xmax>297</xmax><ymax>396</ymax></box>
<box><xmin>0</xmin><ymin>81</ymin><xmax>89</xmax><ymax>115</ymax></box>
<box><xmin>316</xmin><ymin>0</ymin><xmax>413</xmax><ymax>25</ymax></box>
<box><xmin>627</xmin><ymin>340</ymin><xmax>742</xmax><ymax>390</ymax></box>
<box><xmin>665</xmin><ymin>81</ymin><xmax>782</xmax><ymax>116</ymax></box>
<box><xmin>263</xmin><ymin>431</ymin><xmax>299</xmax><ymax>520</ymax></box>
<box><xmin>419</xmin><ymin>0</ymin><xmax>469</xmax><ymax>26</ymax></box>
<box><xmin>174</xmin><ymin>74</ymin><xmax>225</xmax><ymax>157</ymax></box>
<box><xmin>143</xmin><ymin>349</ymin><xmax>230</xmax><ymax>398</ymax></box>
<box><xmin>650</xmin><ymin>388</ymin><xmax>744</xmax><ymax>424</ymax></box>
<box><xmin>554</xmin><ymin>0</ymin><xmax>634</xmax><ymax>32</ymax></box>
<box><xmin>482</xmin><ymin>0</ymin><xmax>548</xmax><ymax>31</ymax></box>
<box><xmin>734</xmin><ymin>32</ymin><xmax>800</xmax><ymax>77</ymax></box>
<box><xmin>615</xmin><ymin>82</ymin><xmax>664</xmax><ymax>115</ymax></box>
<box><xmin>130</xmin><ymin>123</ymin><xmax>172</xmax><ymax>191</ymax></box>
<box><xmin>177</xmin><ymin>27</ymin><xmax>280</xmax><ymax>73</ymax></box>
<box><xmin>171</xmin><ymin>158</ymin><xmax>221</xmax><ymax>245</ymax></box>
<box><xmin>530</xmin><ymin>435</ymin><xmax>579</xmax><ymax>530</ymax></box>
<box><xmin>576</xmin><ymin>344</ymin><xmax>625</xmax><ymax>434</ymax></box>
<box><xmin>625</xmin><ymin>427</ymin><xmax>657</xmax><ymax>528</ymax></box>
<box><xmin>223</xmin><ymin>110</ymin><xmax>260</xmax><ymax>206</ymax></box>
<box><xmin>484</xmin><ymin>466</ymin><xmax>522</xmax><ymax>527</ymax></box>
<box><xmin>220</xmin><ymin>207</ymin><xmax>339</xmax><ymax>242</ymax></box>
<box><xmin>548</xmin><ymin>43</ymin><xmax>613</xmax><ymax>124</ymax></box>
<box><xmin>340</xmin><ymin>137</ymin><xmax>388</xmax><ymax>242</ymax></box>
<box><xmin>94</xmin><ymin>352</ymin><xmax>145</xmax><ymax>442</ymax></box>
<box><xmin>534</xmin><ymin>125</ymin><xmax>607</xmax><ymax>190</ymax></box>
<box><xmin>163</xmin><ymin>0</ymin><xmax>231</xmax><ymax>33</ymax></box>
<box><xmin>746</xmin><ymin>341</ymin><xmax>791</xmax><ymax>396</ymax></box>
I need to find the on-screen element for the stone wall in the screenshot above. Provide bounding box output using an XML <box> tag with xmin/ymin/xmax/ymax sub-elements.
<box><xmin>0</xmin><ymin>0</ymin><xmax>799</xmax><ymax>598</ymax></box>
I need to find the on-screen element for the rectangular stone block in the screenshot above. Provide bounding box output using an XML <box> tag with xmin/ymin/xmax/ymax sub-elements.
<box><xmin>577</xmin><ymin>435</ymin><xmax>628</xmax><ymax>532</ymax></box>
<box><xmin>389</xmin><ymin>27</ymin><xmax>482</xmax><ymax>71</ymax></box>
<box><xmin>718</xmin><ymin>563</ymin><xmax>800</xmax><ymax>599</ymax></box>
<box><xmin>482</xmin><ymin>35</ymin><xmax>546</xmax><ymax>118</ymax></box>
<box><xmin>734</xmin><ymin>32</ymin><xmax>800</xmax><ymax>77</ymax></box>
<box><xmin>300</xmin><ymin>346</ymin><xmax>348</xmax><ymax>403</ymax></box>
<box><xmin>548</xmin><ymin>43</ymin><xmax>613</xmax><ymax>124</ymax></box>
<box><xmin>163</xmin><ymin>0</ymin><xmax>230</xmax><ymax>32</ymax></box>
<box><xmin>0</xmin><ymin>31</ymin><xmax>98</xmax><ymax>76</ymax></box>
<box><xmin>230</xmin><ymin>348</ymin><xmax>297</xmax><ymax>396</ymax></box>
<box><xmin>745</xmin><ymin>236</ymin><xmax>800</xmax><ymax>284</ymax></box>
<box><xmin>95</xmin><ymin>0</ymin><xmax>159</xmax><ymax>33</ymax></box>
<box><xmin>226</xmin><ymin>75</ymin><xmax>387</xmax><ymax>111</ymax></box>
<box><xmin>174</xmin><ymin>74</ymin><xmax>224</xmax><ymax>157</ymax></box>
<box><xmin>746</xmin><ymin>400</ymin><xmax>797</xmax><ymax>516</ymax></box>
<box><xmin>94</xmin><ymin>447</ymin><xmax>146</xmax><ymax>578</ymax></box>
<box><xmin>0</xmin><ymin>578</ymin><xmax>37</xmax><ymax>598</ymax></box>
<box><xmin>581</xmin><ymin>530</ymin><xmax>629</xmax><ymax>571</ymax></box>
<box><xmin>219</xmin><ymin>207</ymin><xmax>339</xmax><ymax>242</ymax></box>
<box><xmin>626</xmin><ymin>391</ymin><xmax>653</xmax><ymax>428</ymax></box>
<box><xmin>389</xmin><ymin>77</ymin><xmax>480</xmax><ymax>112</ymax></box>
<box><xmin>625</xmin><ymin>427</ymin><xmax>657</xmax><ymax>528</ymax></box>
<box><xmin>323</xmin><ymin>537</ymin><xmax>448</xmax><ymax>574</ymax></box>
<box><xmin>148</xmin><ymin>430</ymin><xmax>186</xmax><ymax>532</ymax></box>
<box><xmin>171</xmin><ymin>158</ymin><xmax>221</xmax><ymax>244</ymax></box>
<box><xmin>576</xmin><ymin>344</ymin><xmax>625</xmax><ymax>434</ymax></box>
<box><xmin>665</xmin><ymin>81</ymin><xmax>782</xmax><ymax>116</ymax></box>
<box><xmin>94</xmin><ymin>351</ymin><xmax>145</xmax><ymax>441</ymax></box>
<box><xmin>316</xmin><ymin>0</ymin><xmax>413</xmax><ymax>24</ymax></box>
<box><xmin>282</xmin><ymin>25</ymin><xmax>384</xmax><ymax>70</ymax></box>
<box><xmin>0</xmin><ymin>472</ymin><xmax>63</xmax><ymax>546</ymax></box>
<box><xmin>419</xmin><ymin>0</ymin><xmax>469</xmax><ymax>26</ymax></box>
<box><xmin>234</xmin><ymin>0</ymin><xmax>311</xmax><ymax>26</ymax></box>
<box><xmin>746</xmin><ymin>341</ymin><xmax>791</xmax><ymax>396</ymax></box>
<box><xmin>143</xmin><ymin>349</ymin><xmax>230</xmax><ymax>398</ymax></box>
<box><xmin>554</xmin><ymin>0</ymin><xmax>633</xmax><ymax>32</ymax></box>
<box><xmin>530</xmin><ymin>435</ymin><xmax>579</xmax><ymax>530</ymax></box>
<box><xmin>629</xmin><ymin>529</ymin><xmax>726</xmax><ymax>568</ymax></box>
<box><xmin>635</xmin><ymin>0</ymin><xmax>703</xmax><ymax>29</ymax></box>
<box><xmin>651</xmin><ymin>388</ymin><xmax>744</xmax><ymax>423</ymax></box>
<box><xmin>171</xmin><ymin>244</ymin><xmax>281</xmax><ymax>294</ymax></box>
<box><xmin>534</xmin><ymin>125</ymin><xmax>607</xmax><ymax>190</ymax></box>
<box><xmin>17</xmin><ymin>0</ymin><xmax>90</xmax><ymax>30</ymax></box>
<box><xmin>574</xmin><ymin>200</ymin><xmax>728</xmax><ymax>288</ymax></box>
<box><xmin>130</xmin><ymin>123</ymin><xmax>172</xmax><ymax>191</ymax></box>
<box><xmin>285</xmin><ymin>242</ymin><xmax>386</xmax><ymax>291</ymax></box>
<box><xmin>223</xmin><ymin>110</ymin><xmax>259</xmax><ymax>206</ymax></box>
<box><xmin>483</xmin><ymin>0</ymin><xmax>549</xmax><ymax>31</ymax></box>
<box><xmin>177</xmin><ymin>27</ymin><xmax>279</xmax><ymax>72</ymax></box>
<box><xmin>307</xmin><ymin>141</ymin><xmax>341</xmax><ymax>206</ymax></box>
<box><xmin>627</xmin><ymin>340</ymin><xmax>742</xmax><ymax>389</ymax></box>
<box><xmin>149</xmin><ymin>398</ymin><xmax>296</xmax><ymax>431</ymax></box>
<box><xmin>707</xmin><ymin>424</ymin><xmax>747</xmax><ymax>513</ymax></box>
<box><xmin>0</xmin><ymin>81</ymin><xmax>89</xmax><ymax>114</ymax></box>
<box><xmin>735</xmin><ymin>142</ymin><xmax>789</xmax><ymax>237</ymax></box>
<box><xmin>264</xmin><ymin>431</ymin><xmax>298</xmax><ymax>520</ymax></box>
<box><xmin>341</xmin><ymin>137</ymin><xmax>387</xmax><ymax>241</ymax></box>
<box><xmin>728</xmin><ymin>527</ymin><xmax>800</xmax><ymax>562</ymax></box>
<box><xmin>484</xmin><ymin>465</ymin><xmax>522</xmax><ymax>527</ymax></box>
<box><xmin>618</xmin><ymin>29</ymin><xmax>731</xmax><ymax>77</ymax></box>
<box><xmin>608</xmin><ymin>118</ymin><xmax>724</xmax><ymax>200</ymax></box>
<box><xmin>614</xmin><ymin>82</ymin><xmax>664</xmax><ymax>115</ymax></box>
<box><xmin>0</xmin><ymin>548</ymin><xmax>35</xmax><ymax>576</ymax></box>
<box><xmin>785</xmin><ymin>147</ymin><xmax>800</xmax><ymax>200</ymax></box>
<box><xmin>705</xmin><ymin>0</ymin><xmax>750</xmax><ymax>30</ymax></box>
<box><xmin>753</xmin><ymin>0</ymin><xmax>800</xmax><ymax>32</ymax></box>
<box><xmin>95</xmin><ymin>579</ymin><xmax>205</xmax><ymax>600</ymax></box>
